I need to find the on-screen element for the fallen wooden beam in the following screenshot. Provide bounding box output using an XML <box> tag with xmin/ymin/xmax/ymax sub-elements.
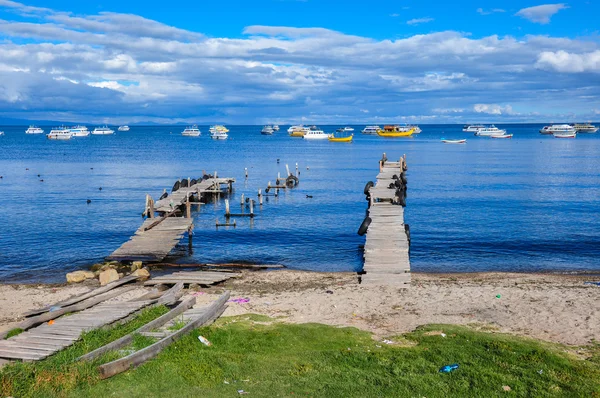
<box><xmin>23</xmin><ymin>275</ymin><xmax>140</xmax><ymax>317</ymax></box>
<box><xmin>98</xmin><ymin>291</ymin><xmax>229</xmax><ymax>379</ymax></box>
<box><xmin>155</xmin><ymin>263</ymin><xmax>284</xmax><ymax>269</ymax></box>
<box><xmin>79</xmin><ymin>295</ymin><xmax>196</xmax><ymax>362</ymax></box>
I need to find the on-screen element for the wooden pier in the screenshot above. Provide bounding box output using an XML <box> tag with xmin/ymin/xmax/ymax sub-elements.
<box><xmin>359</xmin><ymin>154</ymin><xmax>410</xmax><ymax>286</ymax></box>
<box><xmin>154</xmin><ymin>177</ymin><xmax>235</xmax><ymax>214</ymax></box>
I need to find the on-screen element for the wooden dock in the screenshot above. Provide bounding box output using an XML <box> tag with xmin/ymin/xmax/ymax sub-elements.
<box><xmin>360</xmin><ymin>155</ymin><xmax>411</xmax><ymax>286</ymax></box>
<box><xmin>107</xmin><ymin>174</ymin><xmax>234</xmax><ymax>263</ymax></box>
<box><xmin>0</xmin><ymin>294</ymin><xmax>155</xmax><ymax>361</ymax></box>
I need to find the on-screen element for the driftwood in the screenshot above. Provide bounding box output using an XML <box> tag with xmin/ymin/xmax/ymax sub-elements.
<box><xmin>0</xmin><ymin>285</ymin><xmax>138</xmax><ymax>339</ymax></box>
<box><xmin>98</xmin><ymin>291</ymin><xmax>229</xmax><ymax>379</ymax></box>
<box><xmin>155</xmin><ymin>262</ymin><xmax>284</xmax><ymax>269</ymax></box>
<box><xmin>23</xmin><ymin>275</ymin><xmax>140</xmax><ymax>317</ymax></box>
<box><xmin>78</xmin><ymin>295</ymin><xmax>196</xmax><ymax>362</ymax></box>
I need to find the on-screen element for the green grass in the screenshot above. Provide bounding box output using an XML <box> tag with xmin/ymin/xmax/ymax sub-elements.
<box><xmin>1</xmin><ymin>313</ymin><xmax>599</xmax><ymax>397</ymax></box>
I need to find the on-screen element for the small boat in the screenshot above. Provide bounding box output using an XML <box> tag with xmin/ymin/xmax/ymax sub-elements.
<box><xmin>47</xmin><ymin>127</ymin><xmax>72</xmax><ymax>140</ymax></box>
<box><xmin>462</xmin><ymin>124</ymin><xmax>485</xmax><ymax>133</ymax></box>
<box><xmin>0</xmin><ymin>131</ymin><xmax>4</xmax><ymax>136</ymax></box>
<box><xmin>540</xmin><ymin>124</ymin><xmax>575</xmax><ymax>135</ymax></box>
<box><xmin>490</xmin><ymin>134</ymin><xmax>513</xmax><ymax>139</ymax></box>
<box><xmin>289</xmin><ymin>126</ymin><xmax>307</xmax><ymax>137</ymax></box>
<box><xmin>69</xmin><ymin>125</ymin><xmax>89</xmax><ymax>137</ymax></box>
<box><xmin>92</xmin><ymin>126</ymin><xmax>114</xmax><ymax>135</ymax></box>
<box><xmin>118</xmin><ymin>126</ymin><xmax>130</xmax><ymax>132</ymax></box>
<box><xmin>474</xmin><ymin>126</ymin><xmax>507</xmax><ymax>136</ymax></box>
<box><xmin>211</xmin><ymin>125</ymin><xmax>229</xmax><ymax>133</ymax></box>
<box><xmin>361</xmin><ymin>125</ymin><xmax>380</xmax><ymax>134</ymax></box>
<box><xmin>328</xmin><ymin>134</ymin><xmax>353</xmax><ymax>142</ymax></box>
<box><xmin>571</xmin><ymin>123</ymin><xmax>598</xmax><ymax>133</ymax></box>
<box><xmin>377</xmin><ymin>126</ymin><xmax>415</xmax><ymax>137</ymax></box>
<box><xmin>303</xmin><ymin>127</ymin><xmax>329</xmax><ymax>140</ymax></box>
<box><xmin>209</xmin><ymin>128</ymin><xmax>228</xmax><ymax>140</ymax></box>
<box><xmin>553</xmin><ymin>132</ymin><xmax>576</xmax><ymax>138</ymax></box>
<box><xmin>343</xmin><ymin>127</ymin><xmax>354</xmax><ymax>132</ymax></box>
<box><xmin>261</xmin><ymin>126</ymin><xmax>274</xmax><ymax>135</ymax></box>
<box><xmin>25</xmin><ymin>125</ymin><xmax>44</xmax><ymax>134</ymax></box>
<box><xmin>441</xmin><ymin>138</ymin><xmax>466</xmax><ymax>144</ymax></box>
<box><xmin>272</xmin><ymin>125</ymin><xmax>280</xmax><ymax>131</ymax></box>
<box><xmin>182</xmin><ymin>125</ymin><xmax>201</xmax><ymax>136</ymax></box>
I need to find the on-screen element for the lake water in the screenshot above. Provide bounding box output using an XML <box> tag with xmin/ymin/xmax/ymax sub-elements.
<box><xmin>0</xmin><ymin>124</ymin><xmax>599</xmax><ymax>283</ymax></box>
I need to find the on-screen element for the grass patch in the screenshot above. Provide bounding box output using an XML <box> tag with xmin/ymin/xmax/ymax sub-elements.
<box><xmin>5</xmin><ymin>328</ymin><xmax>24</xmax><ymax>339</ymax></box>
<box><xmin>2</xmin><ymin>315</ymin><xmax>600</xmax><ymax>397</ymax></box>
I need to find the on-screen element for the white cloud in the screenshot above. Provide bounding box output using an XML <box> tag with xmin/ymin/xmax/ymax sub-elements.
<box><xmin>477</xmin><ymin>8</ymin><xmax>505</xmax><ymax>15</ymax></box>
<box><xmin>474</xmin><ymin>104</ymin><xmax>514</xmax><ymax>115</ymax></box>
<box><xmin>515</xmin><ymin>4</ymin><xmax>568</xmax><ymax>24</ymax></box>
<box><xmin>406</xmin><ymin>17</ymin><xmax>434</xmax><ymax>26</ymax></box>
<box><xmin>536</xmin><ymin>50</ymin><xmax>600</xmax><ymax>73</ymax></box>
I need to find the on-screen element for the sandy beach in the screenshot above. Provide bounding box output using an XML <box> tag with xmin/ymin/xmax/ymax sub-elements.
<box><xmin>1</xmin><ymin>271</ymin><xmax>598</xmax><ymax>347</ymax></box>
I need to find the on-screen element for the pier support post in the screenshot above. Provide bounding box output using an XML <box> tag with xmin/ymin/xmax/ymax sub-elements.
<box><xmin>249</xmin><ymin>199</ymin><xmax>254</xmax><ymax>217</ymax></box>
<box><xmin>295</xmin><ymin>163</ymin><xmax>299</xmax><ymax>177</ymax></box>
<box><xmin>240</xmin><ymin>194</ymin><xmax>245</xmax><ymax>206</ymax></box>
<box><xmin>286</xmin><ymin>164</ymin><xmax>291</xmax><ymax>177</ymax></box>
<box><xmin>258</xmin><ymin>189</ymin><xmax>263</xmax><ymax>205</ymax></box>
<box><xmin>245</xmin><ymin>168</ymin><xmax>248</xmax><ymax>179</ymax></box>
<box><xmin>225</xmin><ymin>199</ymin><xmax>230</xmax><ymax>218</ymax></box>
<box><xmin>185</xmin><ymin>195</ymin><xmax>191</xmax><ymax>219</ymax></box>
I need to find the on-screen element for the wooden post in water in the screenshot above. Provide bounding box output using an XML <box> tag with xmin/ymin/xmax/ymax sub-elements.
<box><xmin>228</xmin><ymin>180</ymin><xmax>233</xmax><ymax>192</ymax></box>
<box><xmin>258</xmin><ymin>189</ymin><xmax>263</xmax><ymax>205</ymax></box>
<box><xmin>295</xmin><ymin>163</ymin><xmax>299</xmax><ymax>177</ymax></box>
<box><xmin>187</xmin><ymin>177</ymin><xmax>191</xmax><ymax>187</ymax></box>
<box><xmin>249</xmin><ymin>199</ymin><xmax>254</xmax><ymax>217</ymax></box>
<box><xmin>185</xmin><ymin>194</ymin><xmax>191</xmax><ymax>219</ymax></box>
<box><xmin>245</xmin><ymin>168</ymin><xmax>248</xmax><ymax>179</ymax></box>
<box><xmin>225</xmin><ymin>199</ymin><xmax>230</xmax><ymax>217</ymax></box>
<box><xmin>286</xmin><ymin>164</ymin><xmax>291</xmax><ymax>177</ymax></box>
<box><xmin>240</xmin><ymin>194</ymin><xmax>245</xmax><ymax>206</ymax></box>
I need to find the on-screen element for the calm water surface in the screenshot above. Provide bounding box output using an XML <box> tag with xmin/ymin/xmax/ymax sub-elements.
<box><xmin>0</xmin><ymin>124</ymin><xmax>599</xmax><ymax>282</ymax></box>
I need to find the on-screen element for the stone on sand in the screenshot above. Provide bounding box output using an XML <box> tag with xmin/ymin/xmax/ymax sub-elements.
<box><xmin>130</xmin><ymin>261</ymin><xmax>143</xmax><ymax>272</ymax></box>
<box><xmin>131</xmin><ymin>268</ymin><xmax>150</xmax><ymax>279</ymax></box>
<box><xmin>99</xmin><ymin>269</ymin><xmax>119</xmax><ymax>286</ymax></box>
<box><xmin>66</xmin><ymin>271</ymin><xmax>95</xmax><ymax>283</ymax></box>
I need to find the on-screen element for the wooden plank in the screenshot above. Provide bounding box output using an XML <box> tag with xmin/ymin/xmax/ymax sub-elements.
<box><xmin>98</xmin><ymin>292</ymin><xmax>230</xmax><ymax>379</ymax></box>
<box><xmin>79</xmin><ymin>296</ymin><xmax>196</xmax><ymax>361</ymax></box>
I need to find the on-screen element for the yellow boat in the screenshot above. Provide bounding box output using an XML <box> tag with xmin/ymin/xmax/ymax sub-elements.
<box><xmin>289</xmin><ymin>131</ymin><xmax>305</xmax><ymax>137</ymax></box>
<box><xmin>328</xmin><ymin>134</ymin><xmax>353</xmax><ymax>142</ymax></box>
<box><xmin>377</xmin><ymin>127</ymin><xmax>415</xmax><ymax>137</ymax></box>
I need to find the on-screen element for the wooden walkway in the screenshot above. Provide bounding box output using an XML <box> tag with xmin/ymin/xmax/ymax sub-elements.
<box><xmin>107</xmin><ymin>217</ymin><xmax>193</xmax><ymax>262</ymax></box>
<box><xmin>154</xmin><ymin>177</ymin><xmax>235</xmax><ymax>213</ymax></box>
<box><xmin>0</xmin><ymin>298</ymin><xmax>154</xmax><ymax>361</ymax></box>
<box><xmin>361</xmin><ymin>155</ymin><xmax>411</xmax><ymax>286</ymax></box>
<box><xmin>143</xmin><ymin>270</ymin><xmax>240</xmax><ymax>286</ymax></box>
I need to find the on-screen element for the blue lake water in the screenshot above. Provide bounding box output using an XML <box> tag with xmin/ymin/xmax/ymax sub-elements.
<box><xmin>0</xmin><ymin>124</ymin><xmax>599</xmax><ymax>283</ymax></box>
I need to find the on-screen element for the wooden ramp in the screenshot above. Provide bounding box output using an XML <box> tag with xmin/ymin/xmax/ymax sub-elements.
<box><xmin>361</xmin><ymin>155</ymin><xmax>411</xmax><ymax>286</ymax></box>
<box><xmin>107</xmin><ymin>217</ymin><xmax>193</xmax><ymax>262</ymax></box>
<box><xmin>0</xmin><ymin>299</ymin><xmax>154</xmax><ymax>361</ymax></box>
<box><xmin>154</xmin><ymin>177</ymin><xmax>235</xmax><ymax>213</ymax></box>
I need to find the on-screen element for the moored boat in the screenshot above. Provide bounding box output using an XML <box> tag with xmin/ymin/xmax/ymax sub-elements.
<box><xmin>540</xmin><ymin>124</ymin><xmax>575</xmax><ymax>135</ymax></box>
<box><xmin>210</xmin><ymin>128</ymin><xmax>228</xmax><ymax>140</ymax></box>
<box><xmin>25</xmin><ymin>125</ymin><xmax>44</xmax><ymax>134</ymax></box>
<box><xmin>289</xmin><ymin>125</ymin><xmax>307</xmax><ymax>137</ymax></box>
<box><xmin>572</xmin><ymin>123</ymin><xmax>598</xmax><ymax>133</ymax></box>
<box><xmin>553</xmin><ymin>132</ymin><xmax>576</xmax><ymax>138</ymax></box>
<box><xmin>303</xmin><ymin>126</ymin><xmax>329</xmax><ymax>140</ymax></box>
<box><xmin>490</xmin><ymin>134</ymin><xmax>513</xmax><ymax>139</ymax></box>
<box><xmin>182</xmin><ymin>125</ymin><xmax>201</xmax><ymax>136</ymax></box>
<box><xmin>474</xmin><ymin>126</ymin><xmax>507</xmax><ymax>136</ymax></box>
<box><xmin>118</xmin><ymin>125</ymin><xmax>130</xmax><ymax>132</ymax></box>
<box><xmin>441</xmin><ymin>138</ymin><xmax>466</xmax><ymax>144</ymax></box>
<box><xmin>462</xmin><ymin>124</ymin><xmax>485</xmax><ymax>133</ymax></box>
<box><xmin>377</xmin><ymin>125</ymin><xmax>415</xmax><ymax>137</ymax></box>
<box><xmin>361</xmin><ymin>125</ymin><xmax>380</xmax><ymax>134</ymax></box>
<box><xmin>273</xmin><ymin>125</ymin><xmax>280</xmax><ymax>131</ymax></box>
<box><xmin>328</xmin><ymin>133</ymin><xmax>353</xmax><ymax>142</ymax></box>
<box><xmin>0</xmin><ymin>131</ymin><xmax>4</xmax><ymax>136</ymax></box>
<box><xmin>92</xmin><ymin>126</ymin><xmax>114</xmax><ymax>135</ymax></box>
<box><xmin>261</xmin><ymin>126</ymin><xmax>274</xmax><ymax>135</ymax></box>
<box><xmin>69</xmin><ymin>125</ymin><xmax>89</xmax><ymax>137</ymax></box>
<box><xmin>47</xmin><ymin>127</ymin><xmax>72</xmax><ymax>140</ymax></box>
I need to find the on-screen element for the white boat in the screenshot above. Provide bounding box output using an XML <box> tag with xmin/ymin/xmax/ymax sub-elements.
<box><xmin>490</xmin><ymin>134</ymin><xmax>513</xmax><ymax>139</ymax></box>
<box><xmin>47</xmin><ymin>127</ymin><xmax>72</xmax><ymax>140</ymax></box>
<box><xmin>361</xmin><ymin>125</ymin><xmax>381</xmax><ymax>134</ymax></box>
<box><xmin>261</xmin><ymin>126</ymin><xmax>274</xmax><ymax>135</ymax></box>
<box><xmin>25</xmin><ymin>125</ymin><xmax>44</xmax><ymax>134</ymax></box>
<box><xmin>210</xmin><ymin>129</ymin><xmax>228</xmax><ymax>140</ymax></box>
<box><xmin>287</xmin><ymin>125</ymin><xmax>304</xmax><ymax>133</ymax></box>
<box><xmin>343</xmin><ymin>127</ymin><xmax>354</xmax><ymax>132</ymax></box>
<box><xmin>441</xmin><ymin>138</ymin><xmax>466</xmax><ymax>144</ymax></box>
<box><xmin>118</xmin><ymin>125</ymin><xmax>130</xmax><ymax>132</ymax></box>
<box><xmin>92</xmin><ymin>126</ymin><xmax>114</xmax><ymax>135</ymax></box>
<box><xmin>409</xmin><ymin>125</ymin><xmax>422</xmax><ymax>134</ymax></box>
<box><xmin>572</xmin><ymin>123</ymin><xmax>598</xmax><ymax>133</ymax></box>
<box><xmin>0</xmin><ymin>131</ymin><xmax>4</xmax><ymax>136</ymax></box>
<box><xmin>540</xmin><ymin>124</ymin><xmax>576</xmax><ymax>135</ymax></box>
<box><xmin>553</xmin><ymin>132</ymin><xmax>576</xmax><ymax>138</ymax></box>
<box><xmin>303</xmin><ymin>127</ymin><xmax>329</xmax><ymax>140</ymax></box>
<box><xmin>182</xmin><ymin>125</ymin><xmax>201</xmax><ymax>136</ymax></box>
<box><xmin>210</xmin><ymin>125</ymin><xmax>229</xmax><ymax>133</ymax></box>
<box><xmin>463</xmin><ymin>124</ymin><xmax>485</xmax><ymax>133</ymax></box>
<box><xmin>474</xmin><ymin>126</ymin><xmax>507</xmax><ymax>136</ymax></box>
<box><xmin>69</xmin><ymin>125</ymin><xmax>89</xmax><ymax>137</ymax></box>
<box><xmin>273</xmin><ymin>125</ymin><xmax>280</xmax><ymax>131</ymax></box>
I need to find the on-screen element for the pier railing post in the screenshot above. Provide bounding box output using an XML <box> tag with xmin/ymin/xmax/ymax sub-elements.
<box><xmin>185</xmin><ymin>194</ymin><xmax>191</xmax><ymax>219</ymax></box>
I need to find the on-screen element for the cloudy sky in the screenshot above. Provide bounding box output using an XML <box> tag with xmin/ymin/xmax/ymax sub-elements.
<box><xmin>0</xmin><ymin>0</ymin><xmax>598</xmax><ymax>124</ymax></box>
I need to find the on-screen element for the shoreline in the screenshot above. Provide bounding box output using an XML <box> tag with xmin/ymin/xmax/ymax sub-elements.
<box><xmin>1</xmin><ymin>270</ymin><xmax>598</xmax><ymax>347</ymax></box>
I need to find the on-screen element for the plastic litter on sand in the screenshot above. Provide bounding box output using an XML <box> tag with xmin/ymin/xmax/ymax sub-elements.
<box><xmin>198</xmin><ymin>336</ymin><xmax>212</xmax><ymax>346</ymax></box>
<box><xmin>439</xmin><ymin>364</ymin><xmax>459</xmax><ymax>373</ymax></box>
<box><xmin>230</xmin><ymin>298</ymin><xmax>250</xmax><ymax>304</ymax></box>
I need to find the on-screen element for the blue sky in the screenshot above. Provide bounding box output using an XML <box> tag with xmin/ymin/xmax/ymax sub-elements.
<box><xmin>0</xmin><ymin>0</ymin><xmax>599</xmax><ymax>124</ymax></box>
